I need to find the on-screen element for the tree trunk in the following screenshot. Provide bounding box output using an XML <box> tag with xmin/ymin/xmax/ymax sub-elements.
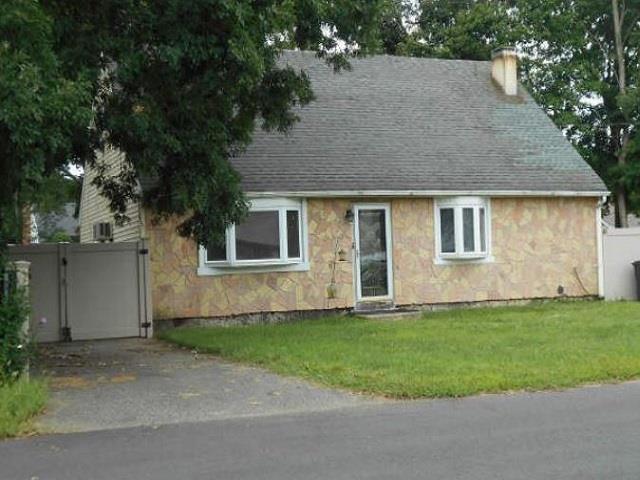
<box><xmin>612</xmin><ymin>0</ymin><xmax>629</xmax><ymax>228</ymax></box>
<box><xmin>20</xmin><ymin>204</ymin><xmax>31</xmax><ymax>245</ymax></box>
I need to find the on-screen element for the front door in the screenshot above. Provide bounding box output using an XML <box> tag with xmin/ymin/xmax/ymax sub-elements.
<box><xmin>354</xmin><ymin>204</ymin><xmax>394</xmax><ymax>302</ymax></box>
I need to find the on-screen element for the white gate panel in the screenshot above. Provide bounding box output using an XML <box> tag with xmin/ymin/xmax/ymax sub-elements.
<box><xmin>603</xmin><ymin>226</ymin><xmax>640</xmax><ymax>300</ymax></box>
<box><xmin>64</xmin><ymin>243</ymin><xmax>144</xmax><ymax>340</ymax></box>
<box><xmin>8</xmin><ymin>244</ymin><xmax>62</xmax><ymax>342</ymax></box>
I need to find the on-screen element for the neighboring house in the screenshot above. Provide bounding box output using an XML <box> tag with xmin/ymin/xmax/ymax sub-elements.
<box><xmin>79</xmin><ymin>147</ymin><xmax>144</xmax><ymax>243</ymax></box>
<box><xmin>602</xmin><ymin>210</ymin><xmax>640</xmax><ymax>229</ymax></box>
<box><xmin>35</xmin><ymin>203</ymin><xmax>80</xmax><ymax>243</ymax></box>
<box><xmin>80</xmin><ymin>48</ymin><xmax>608</xmax><ymax>327</ymax></box>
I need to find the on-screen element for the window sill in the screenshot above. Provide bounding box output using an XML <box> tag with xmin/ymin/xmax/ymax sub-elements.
<box><xmin>434</xmin><ymin>255</ymin><xmax>494</xmax><ymax>265</ymax></box>
<box><xmin>197</xmin><ymin>261</ymin><xmax>310</xmax><ymax>276</ymax></box>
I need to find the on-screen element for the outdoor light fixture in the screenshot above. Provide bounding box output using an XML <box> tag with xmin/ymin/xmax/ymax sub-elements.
<box><xmin>344</xmin><ymin>209</ymin><xmax>354</xmax><ymax>223</ymax></box>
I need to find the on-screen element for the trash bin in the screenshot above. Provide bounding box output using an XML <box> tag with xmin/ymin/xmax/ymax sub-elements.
<box><xmin>633</xmin><ymin>261</ymin><xmax>640</xmax><ymax>300</ymax></box>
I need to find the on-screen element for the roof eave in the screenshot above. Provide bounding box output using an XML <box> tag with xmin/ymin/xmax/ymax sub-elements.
<box><xmin>246</xmin><ymin>189</ymin><xmax>610</xmax><ymax>198</ymax></box>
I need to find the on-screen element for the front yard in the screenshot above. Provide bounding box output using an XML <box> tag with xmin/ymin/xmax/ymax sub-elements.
<box><xmin>161</xmin><ymin>301</ymin><xmax>640</xmax><ymax>398</ymax></box>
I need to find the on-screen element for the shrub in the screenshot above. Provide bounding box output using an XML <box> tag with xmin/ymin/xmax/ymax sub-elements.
<box><xmin>0</xmin><ymin>270</ymin><xmax>32</xmax><ymax>384</ymax></box>
<box><xmin>0</xmin><ymin>378</ymin><xmax>48</xmax><ymax>438</ymax></box>
<box><xmin>44</xmin><ymin>230</ymin><xmax>72</xmax><ymax>243</ymax></box>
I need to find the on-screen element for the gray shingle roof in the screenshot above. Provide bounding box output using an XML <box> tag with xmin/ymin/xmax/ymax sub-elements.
<box><xmin>232</xmin><ymin>51</ymin><xmax>607</xmax><ymax>195</ymax></box>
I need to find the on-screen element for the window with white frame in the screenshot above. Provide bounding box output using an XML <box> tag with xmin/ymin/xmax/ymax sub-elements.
<box><xmin>199</xmin><ymin>198</ymin><xmax>308</xmax><ymax>275</ymax></box>
<box><xmin>435</xmin><ymin>197</ymin><xmax>490</xmax><ymax>261</ymax></box>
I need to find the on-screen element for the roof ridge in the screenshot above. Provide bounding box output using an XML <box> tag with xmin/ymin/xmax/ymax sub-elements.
<box><xmin>280</xmin><ymin>49</ymin><xmax>492</xmax><ymax>65</ymax></box>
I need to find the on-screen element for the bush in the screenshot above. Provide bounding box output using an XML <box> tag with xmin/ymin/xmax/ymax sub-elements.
<box><xmin>0</xmin><ymin>273</ymin><xmax>32</xmax><ymax>383</ymax></box>
<box><xmin>0</xmin><ymin>378</ymin><xmax>47</xmax><ymax>438</ymax></box>
<box><xmin>44</xmin><ymin>230</ymin><xmax>72</xmax><ymax>243</ymax></box>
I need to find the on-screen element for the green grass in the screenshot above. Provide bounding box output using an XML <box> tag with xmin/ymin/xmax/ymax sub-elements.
<box><xmin>160</xmin><ymin>301</ymin><xmax>640</xmax><ymax>399</ymax></box>
<box><xmin>0</xmin><ymin>379</ymin><xmax>48</xmax><ymax>438</ymax></box>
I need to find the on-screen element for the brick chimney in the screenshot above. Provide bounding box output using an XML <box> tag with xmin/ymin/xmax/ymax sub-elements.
<box><xmin>491</xmin><ymin>47</ymin><xmax>518</xmax><ymax>96</ymax></box>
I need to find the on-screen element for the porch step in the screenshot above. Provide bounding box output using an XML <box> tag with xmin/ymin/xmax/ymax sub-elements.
<box><xmin>354</xmin><ymin>300</ymin><xmax>395</xmax><ymax>312</ymax></box>
<box><xmin>353</xmin><ymin>304</ymin><xmax>422</xmax><ymax>320</ymax></box>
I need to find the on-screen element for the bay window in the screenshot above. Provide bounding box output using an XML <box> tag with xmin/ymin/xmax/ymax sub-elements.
<box><xmin>435</xmin><ymin>197</ymin><xmax>491</xmax><ymax>261</ymax></box>
<box><xmin>199</xmin><ymin>198</ymin><xmax>308</xmax><ymax>275</ymax></box>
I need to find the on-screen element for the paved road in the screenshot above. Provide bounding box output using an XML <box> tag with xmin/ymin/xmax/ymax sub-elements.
<box><xmin>3</xmin><ymin>381</ymin><xmax>640</xmax><ymax>480</ymax></box>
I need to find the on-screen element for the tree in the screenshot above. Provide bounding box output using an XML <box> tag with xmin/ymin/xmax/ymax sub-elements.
<box><xmin>611</xmin><ymin>0</ymin><xmax>638</xmax><ymax>226</ymax></box>
<box><xmin>1</xmin><ymin>1</ymin><xmax>385</xmax><ymax>251</ymax></box>
<box><xmin>392</xmin><ymin>0</ymin><xmax>520</xmax><ymax>59</ymax></box>
<box><xmin>377</xmin><ymin>0</ymin><xmax>411</xmax><ymax>55</ymax></box>
<box><xmin>0</xmin><ymin>0</ymin><xmax>92</xmax><ymax>248</ymax></box>
<box><xmin>382</xmin><ymin>0</ymin><xmax>640</xmax><ymax>226</ymax></box>
<box><xmin>40</xmin><ymin>0</ymin><xmax>386</xmax><ymax>247</ymax></box>
<box><xmin>516</xmin><ymin>0</ymin><xmax>640</xmax><ymax>227</ymax></box>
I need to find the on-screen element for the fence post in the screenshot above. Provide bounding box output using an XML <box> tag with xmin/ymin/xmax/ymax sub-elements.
<box><xmin>13</xmin><ymin>261</ymin><xmax>31</xmax><ymax>379</ymax></box>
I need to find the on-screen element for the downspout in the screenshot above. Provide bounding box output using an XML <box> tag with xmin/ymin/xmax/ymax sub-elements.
<box><xmin>596</xmin><ymin>196</ymin><xmax>606</xmax><ymax>298</ymax></box>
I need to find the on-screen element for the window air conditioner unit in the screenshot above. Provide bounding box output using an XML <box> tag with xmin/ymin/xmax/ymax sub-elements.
<box><xmin>93</xmin><ymin>222</ymin><xmax>113</xmax><ymax>242</ymax></box>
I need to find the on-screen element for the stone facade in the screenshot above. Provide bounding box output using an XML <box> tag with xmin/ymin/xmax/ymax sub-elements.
<box><xmin>147</xmin><ymin>197</ymin><xmax>599</xmax><ymax>321</ymax></box>
<box><xmin>392</xmin><ymin>197</ymin><xmax>598</xmax><ymax>306</ymax></box>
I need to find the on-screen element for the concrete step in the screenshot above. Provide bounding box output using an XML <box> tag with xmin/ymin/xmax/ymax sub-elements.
<box><xmin>353</xmin><ymin>307</ymin><xmax>422</xmax><ymax>320</ymax></box>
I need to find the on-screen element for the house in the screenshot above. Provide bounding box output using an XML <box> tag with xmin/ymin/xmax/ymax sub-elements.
<box><xmin>79</xmin><ymin>151</ymin><xmax>145</xmax><ymax>243</ymax></box>
<box><xmin>79</xmin><ymin>48</ymin><xmax>609</xmax><ymax>328</ymax></box>
<box><xmin>602</xmin><ymin>210</ymin><xmax>640</xmax><ymax>229</ymax></box>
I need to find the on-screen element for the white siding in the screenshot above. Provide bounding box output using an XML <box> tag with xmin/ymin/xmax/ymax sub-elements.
<box><xmin>79</xmin><ymin>147</ymin><xmax>143</xmax><ymax>243</ymax></box>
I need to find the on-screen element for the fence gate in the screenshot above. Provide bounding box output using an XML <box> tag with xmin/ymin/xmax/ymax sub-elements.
<box><xmin>8</xmin><ymin>241</ymin><xmax>151</xmax><ymax>342</ymax></box>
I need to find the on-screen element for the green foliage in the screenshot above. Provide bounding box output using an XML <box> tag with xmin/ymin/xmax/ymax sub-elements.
<box><xmin>0</xmin><ymin>0</ymin><xmax>93</xmax><ymax>247</ymax></box>
<box><xmin>0</xmin><ymin>282</ymin><xmax>31</xmax><ymax>383</ymax></box>
<box><xmin>400</xmin><ymin>0</ymin><xmax>521</xmax><ymax>59</ymax></box>
<box><xmin>38</xmin><ymin>0</ymin><xmax>386</xmax><ymax>246</ymax></box>
<box><xmin>43</xmin><ymin>230</ymin><xmax>72</xmax><ymax>243</ymax></box>
<box><xmin>515</xmin><ymin>0</ymin><xmax>640</xmax><ymax>218</ymax></box>
<box><xmin>33</xmin><ymin>172</ymin><xmax>81</xmax><ymax>219</ymax></box>
<box><xmin>377</xmin><ymin>0</ymin><xmax>411</xmax><ymax>55</ymax></box>
<box><xmin>162</xmin><ymin>301</ymin><xmax>640</xmax><ymax>398</ymax></box>
<box><xmin>0</xmin><ymin>378</ymin><xmax>47</xmax><ymax>438</ymax></box>
<box><xmin>1</xmin><ymin>1</ymin><xmax>385</xmax><ymax>248</ymax></box>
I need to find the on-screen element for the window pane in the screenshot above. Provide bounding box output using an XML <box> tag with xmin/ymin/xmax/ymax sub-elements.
<box><xmin>235</xmin><ymin>211</ymin><xmax>280</xmax><ymax>260</ymax></box>
<box><xmin>440</xmin><ymin>208</ymin><xmax>455</xmax><ymax>253</ymax></box>
<box><xmin>206</xmin><ymin>241</ymin><xmax>226</xmax><ymax>262</ymax></box>
<box><xmin>463</xmin><ymin>208</ymin><xmax>475</xmax><ymax>252</ymax></box>
<box><xmin>479</xmin><ymin>208</ymin><xmax>486</xmax><ymax>252</ymax></box>
<box><xmin>286</xmin><ymin>210</ymin><xmax>301</xmax><ymax>259</ymax></box>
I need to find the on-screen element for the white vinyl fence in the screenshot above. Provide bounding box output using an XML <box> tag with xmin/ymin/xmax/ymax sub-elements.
<box><xmin>602</xmin><ymin>225</ymin><xmax>640</xmax><ymax>300</ymax></box>
<box><xmin>8</xmin><ymin>241</ymin><xmax>152</xmax><ymax>342</ymax></box>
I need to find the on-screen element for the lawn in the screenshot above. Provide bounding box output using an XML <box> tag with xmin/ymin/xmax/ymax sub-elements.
<box><xmin>161</xmin><ymin>301</ymin><xmax>640</xmax><ymax>398</ymax></box>
<box><xmin>0</xmin><ymin>379</ymin><xmax>48</xmax><ymax>438</ymax></box>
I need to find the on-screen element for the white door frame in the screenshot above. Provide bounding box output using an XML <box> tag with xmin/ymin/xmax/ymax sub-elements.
<box><xmin>353</xmin><ymin>203</ymin><xmax>394</xmax><ymax>302</ymax></box>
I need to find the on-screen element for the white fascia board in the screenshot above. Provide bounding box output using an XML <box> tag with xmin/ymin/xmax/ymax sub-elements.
<box><xmin>247</xmin><ymin>190</ymin><xmax>611</xmax><ymax>198</ymax></box>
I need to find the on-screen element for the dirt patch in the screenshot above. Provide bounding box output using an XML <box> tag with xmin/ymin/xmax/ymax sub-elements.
<box><xmin>49</xmin><ymin>376</ymin><xmax>94</xmax><ymax>390</ymax></box>
<box><xmin>109</xmin><ymin>374</ymin><xmax>137</xmax><ymax>384</ymax></box>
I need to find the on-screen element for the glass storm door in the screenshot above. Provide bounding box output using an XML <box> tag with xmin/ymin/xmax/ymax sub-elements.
<box><xmin>354</xmin><ymin>204</ymin><xmax>393</xmax><ymax>301</ymax></box>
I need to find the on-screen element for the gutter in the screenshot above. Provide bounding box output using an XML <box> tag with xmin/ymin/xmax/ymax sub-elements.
<box><xmin>247</xmin><ymin>190</ymin><xmax>611</xmax><ymax>198</ymax></box>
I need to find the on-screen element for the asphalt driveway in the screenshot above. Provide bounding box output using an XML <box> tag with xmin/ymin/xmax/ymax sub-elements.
<box><xmin>34</xmin><ymin>339</ymin><xmax>379</xmax><ymax>433</ymax></box>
